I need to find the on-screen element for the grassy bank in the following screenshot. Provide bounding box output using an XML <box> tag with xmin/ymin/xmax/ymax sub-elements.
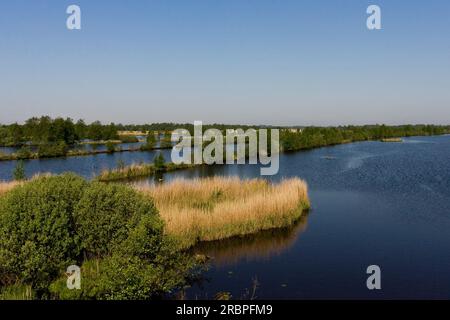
<box><xmin>381</xmin><ymin>138</ymin><xmax>403</xmax><ymax>142</ymax></box>
<box><xmin>0</xmin><ymin>144</ymin><xmax>178</xmax><ymax>162</ymax></box>
<box><xmin>95</xmin><ymin>162</ymin><xmax>195</xmax><ymax>182</ymax></box>
<box><xmin>134</xmin><ymin>177</ymin><xmax>310</xmax><ymax>249</ymax></box>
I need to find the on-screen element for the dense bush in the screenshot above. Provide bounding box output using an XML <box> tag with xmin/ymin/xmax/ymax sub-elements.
<box><xmin>37</xmin><ymin>142</ymin><xmax>68</xmax><ymax>158</ymax></box>
<box><xmin>0</xmin><ymin>174</ymin><xmax>87</xmax><ymax>290</ymax></box>
<box><xmin>73</xmin><ymin>182</ymin><xmax>157</xmax><ymax>257</ymax></box>
<box><xmin>50</xmin><ymin>215</ymin><xmax>195</xmax><ymax>300</ymax></box>
<box><xmin>0</xmin><ymin>174</ymin><xmax>197</xmax><ymax>300</ymax></box>
<box><xmin>15</xmin><ymin>146</ymin><xmax>33</xmax><ymax>160</ymax></box>
<box><xmin>153</xmin><ymin>153</ymin><xmax>166</xmax><ymax>169</ymax></box>
<box><xmin>105</xmin><ymin>141</ymin><xmax>116</xmax><ymax>153</ymax></box>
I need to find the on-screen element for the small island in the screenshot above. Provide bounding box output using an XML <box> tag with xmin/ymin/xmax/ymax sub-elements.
<box><xmin>381</xmin><ymin>138</ymin><xmax>403</xmax><ymax>142</ymax></box>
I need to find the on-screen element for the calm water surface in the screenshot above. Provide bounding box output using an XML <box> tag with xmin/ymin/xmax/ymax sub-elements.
<box><xmin>1</xmin><ymin>135</ymin><xmax>450</xmax><ymax>298</ymax></box>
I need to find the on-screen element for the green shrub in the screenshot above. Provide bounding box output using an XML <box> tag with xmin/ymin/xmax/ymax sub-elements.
<box><xmin>73</xmin><ymin>182</ymin><xmax>158</xmax><ymax>258</ymax></box>
<box><xmin>15</xmin><ymin>146</ymin><xmax>33</xmax><ymax>160</ymax></box>
<box><xmin>153</xmin><ymin>153</ymin><xmax>165</xmax><ymax>169</ymax></box>
<box><xmin>37</xmin><ymin>142</ymin><xmax>68</xmax><ymax>158</ymax></box>
<box><xmin>50</xmin><ymin>215</ymin><xmax>196</xmax><ymax>300</ymax></box>
<box><xmin>0</xmin><ymin>174</ymin><xmax>198</xmax><ymax>300</ymax></box>
<box><xmin>12</xmin><ymin>161</ymin><xmax>26</xmax><ymax>181</ymax></box>
<box><xmin>105</xmin><ymin>141</ymin><xmax>116</xmax><ymax>153</ymax></box>
<box><xmin>0</xmin><ymin>174</ymin><xmax>87</xmax><ymax>290</ymax></box>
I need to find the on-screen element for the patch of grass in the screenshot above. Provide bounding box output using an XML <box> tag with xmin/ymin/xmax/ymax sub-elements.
<box><xmin>381</xmin><ymin>138</ymin><xmax>403</xmax><ymax>142</ymax></box>
<box><xmin>95</xmin><ymin>162</ymin><xmax>195</xmax><ymax>182</ymax></box>
<box><xmin>0</xmin><ymin>284</ymin><xmax>34</xmax><ymax>300</ymax></box>
<box><xmin>134</xmin><ymin>177</ymin><xmax>310</xmax><ymax>248</ymax></box>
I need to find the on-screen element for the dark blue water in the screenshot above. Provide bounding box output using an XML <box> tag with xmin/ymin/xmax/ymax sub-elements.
<box><xmin>0</xmin><ymin>148</ymin><xmax>172</xmax><ymax>180</ymax></box>
<box><xmin>1</xmin><ymin>135</ymin><xmax>450</xmax><ymax>298</ymax></box>
<box><xmin>154</xmin><ymin>135</ymin><xmax>450</xmax><ymax>299</ymax></box>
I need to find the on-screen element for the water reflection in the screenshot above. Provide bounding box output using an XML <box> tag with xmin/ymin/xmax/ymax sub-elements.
<box><xmin>190</xmin><ymin>213</ymin><xmax>310</xmax><ymax>268</ymax></box>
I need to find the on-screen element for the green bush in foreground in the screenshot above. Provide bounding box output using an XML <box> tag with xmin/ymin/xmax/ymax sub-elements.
<box><xmin>0</xmin><ymin>174</ymin><xmax>196</xmax><ymax>300</ymax></box>
<box><xmin>73</xmin><ymin>182</ymin><xmax>158</xmax><ymax>258</ymax></box>
<box><xmin>0</xmin><ymin>174</ymin><xmax>86</xmax><ymax>290</ymax></box>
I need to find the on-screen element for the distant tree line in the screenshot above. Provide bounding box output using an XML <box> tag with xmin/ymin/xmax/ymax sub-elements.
<box><xmin>0</xmin><ymin>116</ymin><xmax>266</xmax><ymax>148</ymax></box>
<box><xmin>0</xmin><ymin>116</ymin><xmax>119</xmax><ymax>147</ymax></box>
<box><xmin>1</xmin><ymin>116</ymin><xmax>449</xmax><ymax>157</ymax></box>
<box><xmin>280</xmin><ymin>124</ymin><xmax>450</xmax><ymax>151</ymax></box>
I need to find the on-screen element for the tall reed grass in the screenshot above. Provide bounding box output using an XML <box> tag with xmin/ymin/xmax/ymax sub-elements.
<box><xmin>134</xmin><ymin>177</ymin><xmax>310</xmax><ymax>248</ymax></box>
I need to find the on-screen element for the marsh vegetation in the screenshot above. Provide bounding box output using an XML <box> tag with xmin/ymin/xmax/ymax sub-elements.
<box><xmin>135</xmin><ymin>177</ymin><xmax>310</xmax><ymax>249</ymax></box>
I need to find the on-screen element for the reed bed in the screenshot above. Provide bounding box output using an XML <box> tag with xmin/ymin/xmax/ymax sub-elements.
<box><xmin>134</xmin><ymin>177</ymin><xmax>310</xmax><ymax>248</ymax></box>
<box><xmin>96</xmin><ymin>162</ymin><xmax>195</xmax><ymax>182</ymax></box>
<box><xmin>381</xmin><ymin>138</ymin><xmax>403</xmax><ymax>142</ymax></box>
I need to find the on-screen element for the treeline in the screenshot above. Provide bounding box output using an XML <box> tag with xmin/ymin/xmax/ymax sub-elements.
<box><xmin>0</xmin><ymin>116</ymin><xmax>265</xmax><ymax>147</ymax></box>
<box><xmin>2</xmin><ymin>116</ymin><xmax>449</xmax><ymax>155</ymax></box>
<box><xmin>0</xmin><ymin>117</ymin><xmax>121</xmax><ymax>147</ymax></box>
<box><xmin>118</xmin><ymin>122</ymin><xmax>265</xmax><ymax>134</ymax></box>
<box><xmin>280</xmin><ymin>124</ymin><xmax>450</xmax><ymax>151</ymax></box>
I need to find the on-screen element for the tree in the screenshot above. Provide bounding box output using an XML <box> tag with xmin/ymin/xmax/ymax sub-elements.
<box><xmin>12</xmin><ymin>161</ymin><xmax>26</xmax><ymax>181</ymax></box>
<box><xmin>105</xmin><ymin>141</ymin><xmax>116</xmax><ymax>153</ymax></box>
<box><xmin>146</xmin><ymin>131</ymin><xmax>156</xmax><ymax>149</ymax></box>
<box><xmin>153</xmin><ymin>153</ymin><xmax>165</xmax><ymax>169</ymax></box>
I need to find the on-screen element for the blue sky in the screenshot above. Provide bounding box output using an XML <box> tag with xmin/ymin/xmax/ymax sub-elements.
<box><xmin>0</xmin><ymin>0</ymin><xmax>449</xmax><ymax>125</ymax></box>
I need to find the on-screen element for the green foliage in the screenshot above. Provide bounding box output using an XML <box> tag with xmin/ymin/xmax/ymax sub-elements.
<box><xmin>279</xmin><ymin>124</ymin><xmax>450</xmax><ymax>152</ymax></box>
<box><xmin>0</xmin><ymin>174</ymin><xmax>87</xmax><ymax>290</ymax></box>
<box><xmin>105</xmin><ymin>141</ymin><xmax>116</xmax><ymax>153</ymax></box>
<box><xmin>140</xmin><ymin>132</ymin><xmax>157</xmax><ymax>151</ymax></box>
<box><xmin>153</xmin><ymin>153</ymin><xmax>166</xmax><ymax>169</ymax></box>
<box><xmin>147</xmin><ymin>131</ymin><xmax>156</xmax><ymax>147</ymax></box>
<box><xmin>2</xmin><ymin>116</ymin><xmax>449</xmax><ymax>150</ymax></box>
<box><xmin>160</xmin><ymin>132</ymin><xmax>173</xmax><ymax>149</ymax></box>
<box><xmin>0</xmin><ymin>283</ymin><xmax>34</xmax><ymax>300</ymax></box>
<box><xmin>12</xmin><ymin>161</ymin><xmax>26</xmax><ymax>181</ymax></box>
<box><xmin>50</xmin><ymin>248</ymin><xmax>195</xmax><ymax>300</ymax></box>
<box><xmin>0</xmin><ymin>174</ymin><xmax>197</xmax><ymax>300</ymax></box>
<box><xmin>15</xmin><ymin>146</ymin><xmax>33</xmax><ymax>160</ymax></box>
<box><xmin>73</xmin><ymin>182</ymin><xmax>157</xmax><ymax>258</ymax></box>
<box><xmin>37</xmin><ymin>142</ymin><xmax>68</xmax><ymax>158</ymax></box>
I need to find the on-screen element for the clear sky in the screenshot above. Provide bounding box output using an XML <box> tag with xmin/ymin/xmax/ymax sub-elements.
<box><xmin>1</xmin><ymin>0</ymin><xmax>449</xmax><ymax>125</ymax></box>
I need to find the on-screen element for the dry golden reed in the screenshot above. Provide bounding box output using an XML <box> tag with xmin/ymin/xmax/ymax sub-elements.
<box><xmin>0</xmin><ymin>174</ymin><xmax>52</xmax><ymax>197</ymax></box>
<box><xmin>0</xmin><ymin>181</ymin><xmax>22</xmax><ymax>196</ymax></box>
<box><xmin>134</xmin><ymin>176</ymin><xmax>310</xmax><ymax>248</ymax></box>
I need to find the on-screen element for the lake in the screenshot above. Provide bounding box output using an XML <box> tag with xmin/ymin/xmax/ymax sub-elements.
<box><xmin>1</xmin><ymin>135</ymin><xmax>450</xmax><ymax>298</ymax></box>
